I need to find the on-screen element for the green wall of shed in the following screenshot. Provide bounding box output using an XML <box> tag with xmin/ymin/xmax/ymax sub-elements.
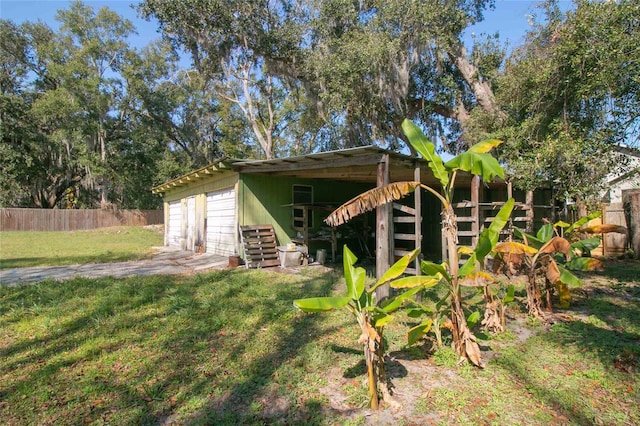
<box><xmin>238</xmin><ymin>174</ymin><xmax>373</xmax><ymax>256</ymax></box>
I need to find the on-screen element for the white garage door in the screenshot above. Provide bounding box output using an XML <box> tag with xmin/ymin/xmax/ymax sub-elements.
<box><xmin>206</xmin><ymin>188</ymin><xmax>236</xmax><ymax>256</ymax></box>
<box><xmin>167</xmin><ymin>201</ymin><xmax>181</xmax><ymax>247</ymax></box>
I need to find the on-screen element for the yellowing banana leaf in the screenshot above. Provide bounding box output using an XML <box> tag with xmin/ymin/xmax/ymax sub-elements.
<box><xmin>566</xmin><ymin>257</ymin><xmax>604</xmax><ymax>271</ymax></box>
<box><xmin>467</xmin><ymin>139</ymin><xmax>503</xmax><ymax>154</ymax></box>
<box><xmin>494</xmin><ymin>241</ymin><xmax>538</xmax><ymax>255</ymax></box>
<box><xmin>325</xmin><ymin>181</ymin><xmax>420</xmax><ymax>227</ymax></box>
<box><xmin>402</xmin><ymin>119</ymin><xmax>449</xmax><ymax>188</ymax></box>
<box><xmin>444</xmin><ymin>151</ymin><xmax>505</xmax><ymax>183</ymax></box>
<box><xmin>458</xmin><ymin>246</ymin><xmax>474</xmax><ymax>256</ymax></box>
<box><xmin>374</xmin><ymin>312</ymin><xmax>394</xmax><ymax>328</ymax></box>
<box><xmin>390</xmin><ymin>275</ymin><xmax>440</xmax><ymax>289</ymax></box>
<box><xmin>554</xmin><ymin>220</ymin><xmax>571</xmax><ymax>228</ymax></box>
<box><xmin>566</xmin><ymin>211</ymin><xmax>602</xmax><ymax>234</ymax></box>
<box><xmin>293</xmin><ymin>296</ymin><xmax>352</xmax><ymax>312</ymax></box>
<box><xmin>408</xmin><ymin>318</ymin><xmax>433</xmax><ymax>346</ymax></box>
<box><xmin>579</xmin><ymin>224</ymin><xmax>628</xmax><ymax>234</ymax></box>
<box><xmin>460</xmin><ymin>271</ymin><xmax>495</xmax><ymax>287</ymax></box>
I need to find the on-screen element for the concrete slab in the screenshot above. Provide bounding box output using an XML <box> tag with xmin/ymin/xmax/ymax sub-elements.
<box><xmin>0</xmin><ymin>247</ymin><xmax>230</xmax><ymax>287</ymax></box>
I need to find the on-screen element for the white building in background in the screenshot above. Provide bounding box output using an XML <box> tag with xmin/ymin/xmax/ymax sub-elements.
<box><xmin>602</xmin><ymin>146</ymin><xmax>640</xmax><ymax>204</ymax></box>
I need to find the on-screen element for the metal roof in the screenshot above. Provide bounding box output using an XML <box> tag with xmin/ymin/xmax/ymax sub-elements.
<box><xmin>152</xmin><ymin>146</ymin><xmax>500</xmax><ymax>194</ymax></box>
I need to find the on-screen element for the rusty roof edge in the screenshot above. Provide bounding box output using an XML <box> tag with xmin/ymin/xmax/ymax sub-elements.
<box><xmin>230</xmin><ymin>145</ymin><xmax>425</xmax><ymax>169</ymax></box>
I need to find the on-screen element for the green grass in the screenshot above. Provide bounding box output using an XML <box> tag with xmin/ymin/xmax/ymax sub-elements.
<box><xmin>1</xmin><ymin>260</ymin><xmax>639</xmax><ymax>425</ymax></box>
<box><xmin>0</xmin><ymin>226</ymin><xmax>164</xmax><ymax>268</ymax></box>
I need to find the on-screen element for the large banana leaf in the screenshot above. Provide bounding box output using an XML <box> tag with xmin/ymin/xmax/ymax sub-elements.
<box><xmin>380</xmin><ymin>286</ymin><xmax>424</xmax><ymax>313</ymax></box>
<box><xmin>402</xmin><ymin>119</ymin><xmax>449</xmax><ymax>188</ymax></box>
<box><xmin>372</xmin><ymin>248</ymin><xmax>420</xmax><ymax>291</ymax></box>
<box><xmin>571</xmin><ymin>237</ymin><xmax>601</xmax><ymax>256</ymax></box>
<box><xmin>343</xmin><ymin>245</ymin><xmax>365</xmax><ymax>300</ymax></box>
<box><xmin>557</xmin><ymin>264</ymin><xmax>582</xmax><ymax>287</ymax></box>
<box><xmin>420</xmin><ymin>260</ymin><xmax>451</xmax><ymax>282</ymax></box>
<box><xmin>293</xmin><ymin>296</ymin><xmax>352</xmax><ymax>312</ymax></box>
<box><xmin>536</xmin><ymin>223</ymin><xmax>554</xmax><ymax>243</ymax></box>
<box><xmin>444</xmin><ymin>151</ymin><xmax>505</xmax><ymax>182</ymax></box>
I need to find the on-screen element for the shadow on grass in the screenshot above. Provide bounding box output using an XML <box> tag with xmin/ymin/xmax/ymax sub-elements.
<box><xmin>491</xmin><ymin>275</ymin><xmax>640</xmax><ymax>425</ymax></box>
<box><xmin>0</xmin><ymin>269</ymin><xmax>346</xmax><ymax>425</ymax></box>
<box><xmin>178</xmin><ymin>269</ymin><xmax>346</xmax><ymax>425</ymax></box>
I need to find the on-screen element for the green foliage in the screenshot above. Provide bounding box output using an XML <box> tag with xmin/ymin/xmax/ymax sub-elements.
<box><xmin>294</xmin><ymin>245</ymin><xmax>436</xmax><ymax>408</ymax></box>
<box><xmin>495</xmin><ymin>0</ymin><xmax>640</xmax><ymax>206</ymax></box>
<box><xmin>400</xmin><ymin>119</ymin><xmax>513</xmax><ymax>365</ymax></box>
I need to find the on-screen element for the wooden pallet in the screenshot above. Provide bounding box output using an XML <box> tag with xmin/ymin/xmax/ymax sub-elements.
<box><xmin>239</xmin><ymin>224</ymin><xmax>280</xmax><ymax>268</ymax></box>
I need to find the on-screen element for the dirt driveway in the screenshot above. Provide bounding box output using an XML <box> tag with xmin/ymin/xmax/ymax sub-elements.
<box><xmin>0</xmin><ymin>246</ymin><xmax>230</xmax><ymax>287</ymax></box>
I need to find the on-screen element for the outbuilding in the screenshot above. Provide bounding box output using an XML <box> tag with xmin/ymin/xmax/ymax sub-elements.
<box><xmin>152</xmin><ymin>146</ymin><xmax>552</xmax><ymax>274</ymax></box>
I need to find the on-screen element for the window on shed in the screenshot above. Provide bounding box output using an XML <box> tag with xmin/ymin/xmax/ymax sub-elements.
<box><xmin>292</xmin><ymin>184</ymin><xmax>313</xmax><ymax>228</ymax></box>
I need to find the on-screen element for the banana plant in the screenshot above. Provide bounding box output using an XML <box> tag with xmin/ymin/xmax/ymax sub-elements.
<box><xmin>324</xmin><ymin>119</ymin><xmax>513</xmax><ymax>367</ymax></box>
<box><xmin>497</xmin><ymin>213</ymin><xmax>626</xmax><ymax>318</ymax></box>
<box><xmin>294</xmin><ymin>245</ymin><xmax>438</xmax><ymax>410</ymax></box>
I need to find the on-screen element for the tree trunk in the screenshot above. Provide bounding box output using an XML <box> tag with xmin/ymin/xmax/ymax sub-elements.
<box><xmin>447</xmin><ymin>43</ymin><xmax>506</xmax><ymax>121</ymax></box>
<box><xmin>623</xmin><ymin>189</ymin><xmax>640</xmax><ymax>259</ymax></box>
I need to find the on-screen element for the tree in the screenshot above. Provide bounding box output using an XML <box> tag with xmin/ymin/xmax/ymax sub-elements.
<box><xmin>139</xmin><ymin>0</ymin><xmax>304</xmax><ymax>159</ymax></box>
<box><xmin>0</xmin><ymin>2</ymin><xmax>202</xmax><ymax>209</ymax></box>
<box><xmin>494</xmin><ymin>0</ymin><xmax>640</xmax><ymax>208</ymax></box>
<box><xmin>295</xmin><ymin>0</ymin><xmax>506</xmax><ymax>150</ymax></box>
<box><xmin>139</xmin><ymin>0</ymin><xmax>507</xmax><ymax>155</ymax></box>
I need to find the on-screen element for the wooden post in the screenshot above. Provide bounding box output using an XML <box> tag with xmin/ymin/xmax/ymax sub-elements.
<box><xmin>471</xmin><ymin>175</ymin><xmax>480</xmax><ymax>247</ymax></box>
<box><xmin>623</xmin><ymin>189</ymin><xmax>640</xmax><ymax>259</ymax></box>
<box><xmin>526</xmin><ymin>190</ymin><xmax>534</xmax><ymax>233</ymax></box>
<box><xmin>376</xmin><ymin>154</ymin><xmax>391</xmax><ymax>298</ymax></box>
<box><xmin>414</xmin><ymin>164</ymin><xmax>422</xmax><ymax>274</ymax></box>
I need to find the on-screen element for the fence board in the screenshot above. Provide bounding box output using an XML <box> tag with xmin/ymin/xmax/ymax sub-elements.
<box><xmin>0</xmin><ymin>208</ymin><xmax>163</xmax><ymax>231</ymax></box>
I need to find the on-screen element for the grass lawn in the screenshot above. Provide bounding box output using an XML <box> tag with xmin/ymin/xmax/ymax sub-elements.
<box><xmin>1</xmin><ymin>261</ymin><xmax>639</xmax><ymax>425</ymax></box>
<box><xmin>0</xmin><ymin>226</ymin><xmax>164</xmax><ymax>269</ymax></box>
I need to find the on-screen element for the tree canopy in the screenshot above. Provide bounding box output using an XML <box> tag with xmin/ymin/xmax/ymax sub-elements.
<box><xmin>494</xmin><ymin>0</ymin><xmax>639</xmax><ymax>206</ymax></box>
<box><xmin>1</xmin><ymin>0</ymin><xmax>637</xmax><ymax>209</ymax></box>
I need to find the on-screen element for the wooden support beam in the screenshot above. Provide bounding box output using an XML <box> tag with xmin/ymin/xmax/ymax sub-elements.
<box><xmin>376</xmin><ymin>154</ymin><xmax>391</xmax><ymax>298</ymax></box>
<box><xmin>414</xmin><ymin>165</ymin><xmax>422</xmax><ymax>275</ymax></box>
<box><xmin>526</xmin><ymin>190</ymin><xmax>534</xmax><ymax>233</ymax></box>
<box><xmin>471</xmin><ymin>175</ymin><xmax>481</xmax><ymax>246</ymax></box>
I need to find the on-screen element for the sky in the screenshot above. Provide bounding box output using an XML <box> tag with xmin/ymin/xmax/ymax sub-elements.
<box><xmin>1</xmin><ymin>0</ymin><xmax>574</xmax><ymax>53</ymax></box>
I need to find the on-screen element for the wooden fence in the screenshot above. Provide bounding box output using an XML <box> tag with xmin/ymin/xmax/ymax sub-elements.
<box><xmin>0</xmin><ymin>208</ymin><xmax>164</xmax><ymax>232</ymax></box>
